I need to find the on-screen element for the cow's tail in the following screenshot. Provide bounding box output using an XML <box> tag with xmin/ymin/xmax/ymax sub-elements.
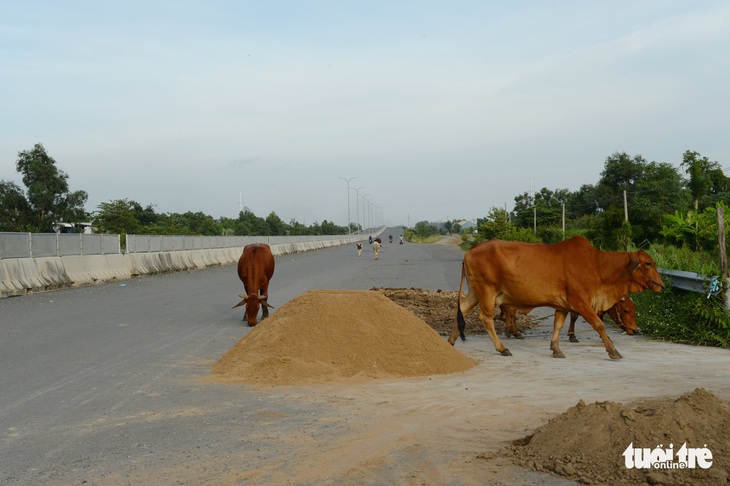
<box><xmin>456</xmin><ymin>262</ymin><xmax>467</xmax><ymax>341</ymax></box>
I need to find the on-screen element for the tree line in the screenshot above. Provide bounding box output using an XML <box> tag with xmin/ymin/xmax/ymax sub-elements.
<box><xmin>470</xmin><ymin>150</ymin><xmax>727</xmax><ymax>252</ymax></box>
<box><xmin>0</xmin><ymin>143</ymin><xmax>350</xmax><ymax>236</ymax></box>
<box><xmin>2</xmin><ymin>143</ymin><xmax>726</xmax><ymax>250</ymax></box>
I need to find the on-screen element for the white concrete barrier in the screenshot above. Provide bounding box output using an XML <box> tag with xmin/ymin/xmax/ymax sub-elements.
<box><xmin>1</xmin><ymin>232</ymin><xmax>380</xmax><ymax>298</ymax></box>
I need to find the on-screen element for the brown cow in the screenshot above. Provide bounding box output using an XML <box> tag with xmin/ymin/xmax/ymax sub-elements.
<box><xmin>448</xmin><ymin>236</ymin><xmax>663</xmax><ymax>359</ymax></box>
<box><xmin>233</xmin><ymin>243</ymin><xmax>275</xmax><ymax>326</ymax></box>
<box><xmin>501</xmin><ymin>296</ymin><xmax>638</xmax><ymax>342</ymax></box>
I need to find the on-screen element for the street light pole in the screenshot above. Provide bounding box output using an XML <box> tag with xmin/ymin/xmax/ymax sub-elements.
<box><xmin>338</xmin><ymin>176</ymin><xmax>358</xmax><ymax>235</ymax></box>
<box><xmin>363</xmin><ymin>195</ymin><xmax>371</xmax><ymax>233</ymax></box>
<box><xmin>351</xmin><ymin>186</ymin><xmax>365</xmax><ymax>234</ymax></box>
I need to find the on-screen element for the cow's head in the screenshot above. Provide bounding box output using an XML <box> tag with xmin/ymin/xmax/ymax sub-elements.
<box><xmin>233</xmin><ymin>294</ymin><xmax>274</xmax><ymax>326</ymax></box>
<box><xmin>629</xmin><ymin>250</ymin><xmax>665</xmax><ymax>293</ymax></box>
<box><xmin>611</xmin><ymin>297</ymin><xmax>639</xmax><ymax>335</ymax></box>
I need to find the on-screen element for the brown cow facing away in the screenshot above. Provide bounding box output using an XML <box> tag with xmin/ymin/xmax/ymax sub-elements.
<box><xmin>448</xmin><ymin>236</ymin><xmax>663</xmax><ymax>359</ymax></box>
<box><xmin>501</xmin><ymin>296</ymin><xmax>638</xmax><ymax>342</ymax></box>
<box><xmin>233</xmin><ymin>243</ymin><xmax>275</xmax><ymax>326</ymax></box>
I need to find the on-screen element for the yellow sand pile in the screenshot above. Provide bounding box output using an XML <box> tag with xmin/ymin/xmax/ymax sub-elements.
<box><xmin>212</xmin><ymin>289</ymin><xmax>477</xmax><ymax>386</ymax></box>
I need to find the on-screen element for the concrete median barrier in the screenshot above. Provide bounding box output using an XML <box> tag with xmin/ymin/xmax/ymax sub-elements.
<box><xmin>1</xmin><ymin>232</ymin><xmax>378</xmax><ymax>298</ymax></box>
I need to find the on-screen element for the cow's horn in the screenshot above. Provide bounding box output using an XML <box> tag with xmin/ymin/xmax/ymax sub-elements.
<box><xmin>232</xmin><ymin>296</ymin><xmax>247</xmax><ymax>309</ymax></box>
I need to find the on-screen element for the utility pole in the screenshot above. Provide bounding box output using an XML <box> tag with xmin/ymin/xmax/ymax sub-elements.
<box><xmin>717</xmin><ymin>205</ymin><xmax>729</xmax><ymax>310</ymax></box>
<box><xmin>351</xmin><ymin>186</ymin><xmax>365</xmax><ymax>234</ymax></box>
<box><xmin>531</xmin><ymin>178</ymin><xmax>536</xmax><ymax>235</ymax></box>
<box><xmin>338</xmin><ymin>176</ymin><xmax>358</xmax><ymax>234</ymax></box>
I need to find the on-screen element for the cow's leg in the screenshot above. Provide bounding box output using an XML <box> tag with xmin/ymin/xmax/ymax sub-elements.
<box><xmin>501</xmin><ymin>305</ymin><xmax>524</xmax><ymax>339</ymax></box>
<box><xmin>567</xmin><ymin>312</ymin><xmax>579</xmax><ymax>342</ymax></box>
<box><xmin>550</xmin><ymin>311</ymin><xmax>569</xmax><ymax>358</ymax></box>
<box><xmin>448</xmin><ymin>291</ymin><xmax>479</xmax><ymax>345</ymax></box>
<box><xmin>479</xmin><ymin>305</ymin><xmax>512</xmax><ymax>356</ymax></box>
<box><xmin>580</xmin><ymin>310</ymin><xmax>622</xmax><ymax>360</ymax></box>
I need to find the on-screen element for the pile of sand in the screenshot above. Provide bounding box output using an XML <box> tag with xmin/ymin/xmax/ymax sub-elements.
<box><xmin>502</xmin><ymin>388</ymin><xmax>730</xmax><ymax>485</ymax></box>
<box><xmin>212</xmin><ymin>290</ymin><xmax>477</xmax><ymax>386</ymax></box>
<box><xmin>373</xmin><ymin>287</ymin><xmax>538</xmax><ymax>336</ymax></box>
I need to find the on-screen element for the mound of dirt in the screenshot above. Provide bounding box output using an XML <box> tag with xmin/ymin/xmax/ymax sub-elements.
<box><xmin>502</xmin><ymin>388</ymin><xmax>730</xmax><ymax>485</ymax></box>
<box><xmin>373</xmin><ymin>287</ymin><xmax>539</xmax><ymax>336</ymax></box>
<box><xmin>212</xmin><ymin>290</ymin><xmax>477</xmax><ymax>386</ymax></box>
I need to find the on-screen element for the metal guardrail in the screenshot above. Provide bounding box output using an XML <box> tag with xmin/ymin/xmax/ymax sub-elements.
<box><xmin>659</xmin><ymin>268</ymin><xmax>721</xmax><ymax>296</ymax></box>
<box><xmin>1</xmin><ymin>229</ymin><xmax>384</xmax><ymax>258</ymax></box>
<box><xmin>124</xmin><ymin>232</ymin><xmax>378</xmax><ymax>253</ymax></box>
<box><xmin>0</xmin><ymin>232</ymin><xmax>121</xmax><ymax>259</ymax></box>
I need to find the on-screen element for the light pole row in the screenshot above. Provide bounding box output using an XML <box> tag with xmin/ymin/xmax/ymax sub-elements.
<box><xmin>339</xmin><ymin>176</ymin><xmax>383</xmax><ymax>234</ymax></box>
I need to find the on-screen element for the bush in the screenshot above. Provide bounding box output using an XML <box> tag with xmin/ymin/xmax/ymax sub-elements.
<box><xmin>632</xmin><ymin>289</ymin><xmax>730</xmax><ymax>349</ymax></box>
<box><xmin>630</xmin><ymin>243</ymin><xmax>730</xmax><ymax>348</ymax></box>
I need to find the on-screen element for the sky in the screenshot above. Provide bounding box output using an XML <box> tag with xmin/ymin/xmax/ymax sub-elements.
<box><xmin>1</xmin><ymin>1</ymin><xmax>729</xmax><ymax>229</ymax></box>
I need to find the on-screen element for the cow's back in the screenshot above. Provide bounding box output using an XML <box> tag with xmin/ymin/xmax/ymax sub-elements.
<box><xmin>464</xmin><ymin>236</ymin><xmax>599</xmax><ymax>308</ymax></box>
<box><xmin>238</xmin><ymin>244</ymin><xmax>275</xmax><ymax>289</ymax></box>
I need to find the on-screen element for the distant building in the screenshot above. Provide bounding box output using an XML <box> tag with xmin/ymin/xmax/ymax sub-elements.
<box><xmin>458</xmin><ymin>219</ymin><xmax>478</xmax><ymax>231</ymax></box>
<box><xmin>53</xmin><ymin>222</ymin><xmax>94</xmax><ymax>234</ymax></box>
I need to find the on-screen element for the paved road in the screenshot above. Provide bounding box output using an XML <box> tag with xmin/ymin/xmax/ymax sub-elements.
<box><xmin>0</xmin><ymin>229</ymin><xmax>464</xmax><ymax>485</ymax></box>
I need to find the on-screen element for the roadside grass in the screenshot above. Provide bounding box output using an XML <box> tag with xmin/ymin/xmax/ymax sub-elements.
<box><xmin>407</xmin><ymin>234</ymin><xmax>444</xmax><ymax>244</ymax></box>
<box><xmin>634</xmin><ymin>244</ymin><xmax>730</xmax><ymax>349</ymax></box>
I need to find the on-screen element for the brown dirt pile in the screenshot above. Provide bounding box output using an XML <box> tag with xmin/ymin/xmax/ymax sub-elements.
<box><xmin>212</xmin><ymin>289</ymin><xmax>477</xmax><ymax>386</ymax></box>
<box><xmin>502</xmin><ymin>388</ymin><xmax>730</xmax><ymax>485</ymax></box>
<box><xmin>372</xmin><ymin>287</ymin><xmax>539</xmax><ymax>336</ymax></box>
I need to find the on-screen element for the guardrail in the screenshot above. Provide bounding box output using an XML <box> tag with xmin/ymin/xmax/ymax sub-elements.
<box><xmin>124</xmin><ymin>234</ymin><xmax>371</xmax><ymax>253</ymax></box>
<box><xmin>659</xmin><ymin>268</ymin><xmax>721</xmax><ymax>296</ymax></box>
<box><xmin>0</xmin><ymin>232</ymin><xmax>120</xmax><ymax>259</ymax></box>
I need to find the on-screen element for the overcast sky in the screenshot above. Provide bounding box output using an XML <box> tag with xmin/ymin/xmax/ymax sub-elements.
<box><xmin>1</xmin><ymin>1</ymin><xmax>728</xmax><ymax>228</ymax></box>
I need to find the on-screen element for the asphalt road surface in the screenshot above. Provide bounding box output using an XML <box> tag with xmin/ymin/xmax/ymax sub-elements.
<box><xmin>0</xmin><ymin>228</ymin><xmax>464</xmax><ymax>485</ymax></box>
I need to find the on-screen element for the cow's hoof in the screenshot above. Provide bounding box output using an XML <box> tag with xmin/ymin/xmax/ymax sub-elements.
<box><xmin>514</xmin><ymin>334</ymin><xmax>525</xmax><ymax>340</ymax></box>
<box><xmin>569</xmin><ymin>335</ymin><xmax>579</xmax><ymax>343</ymax></box>
<box><xmin>552</xmin><ymin>351</ymin><xmax>566</xmax><ymax>358</ymax></box>
<box><xmin>499</xmin><ymin>349</ymin><xmax>512</xmax><ymax>356</ymax></box>
<box><xmin>608</xmin><ymin>350</ymin><xmax>623</xmax><ymax>360</ymax></box>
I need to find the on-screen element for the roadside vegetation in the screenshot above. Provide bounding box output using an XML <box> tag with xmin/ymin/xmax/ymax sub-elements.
<box><xmin>413</xmin><ymin>151</ymin><xmax>730</xmax><ymax>349</ymax></box>
<box><xmin>2</xmin><ymin>143</ymin><xmax>729</xmax><ymax>348</ymax></box>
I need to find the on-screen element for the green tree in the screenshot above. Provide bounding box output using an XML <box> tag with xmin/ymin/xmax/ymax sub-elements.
<box><xmin>176</xmin><ymin>211</ymin><xmax>222</xmax><ymax>235</ymax></box>
<box><xmin>11</xmin><ymin>143</ymin><xmax>88</xmax><ymax>232</ymax></box>
<box><xmin>92</xmin><ymin>199</ymin><xmax>142</xmax><ymax>235</ymax></box>
<box><xmin>630</xmin><ymin>161</ymin><xmax>691</xmax><ymax>244</ymax></box>
<box><xmin>0</xmin><ymin>181</ymin><xmax>31</xmax><ymax>231</ymax></box>
<box><xmin>414</xmin><ymin>221</ymin><xmax>438</xmax><ymax>238</ymax></box>
<box><xmin>236</xmin><ymin>208</ymin><xmax>270</xmax><ymax>235</ymax></box>
<box><xmin>680</xmin><ymin>150</ymin><xmax>730</xmax><ymax>210</ymax></box>
<box><xmin>288</xmin><ymin>219</ymin><xmax>308</xmax><ymax>235</ymax></box>
<box><xmin>513</xmin><ymin>187</ymin><xmax>571</xmax><ymax>241</ymax></box>
<box><xmin>475</xmin><ymin>207</ymin><xmax>541</xmax><ymax>244</ymax></box>
<box><xmin>266</xmin><ymin>212</ymin><xmax>287</xmax><ymax>235</ymax></box>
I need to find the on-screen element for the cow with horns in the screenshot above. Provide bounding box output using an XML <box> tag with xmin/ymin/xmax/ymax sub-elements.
<box><xmin>233</xmin><ymin>243</ymin><xmax>275</xmax><ymax>326</ymax></box>
<box><xmin>449</xmin><ymin>236</ymin><xmax>663</xmax><ymax>359</ymax></box>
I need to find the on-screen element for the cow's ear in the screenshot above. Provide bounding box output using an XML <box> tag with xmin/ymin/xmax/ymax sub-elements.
<box><xmin>629</xmin><ymin>255</ymin><xmax>639</xmax><ymax>271</ymax></box>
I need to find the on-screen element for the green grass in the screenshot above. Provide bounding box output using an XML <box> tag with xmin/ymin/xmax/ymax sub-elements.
<box><xmin>406</xmin><ymin>234</ymin><xmax>445</xmax><ymax>244</ymax></box>
<box><xmin>632</xmin><ymin>244</ymin><xmax>729</xmax><ymax>348</ymax></box>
